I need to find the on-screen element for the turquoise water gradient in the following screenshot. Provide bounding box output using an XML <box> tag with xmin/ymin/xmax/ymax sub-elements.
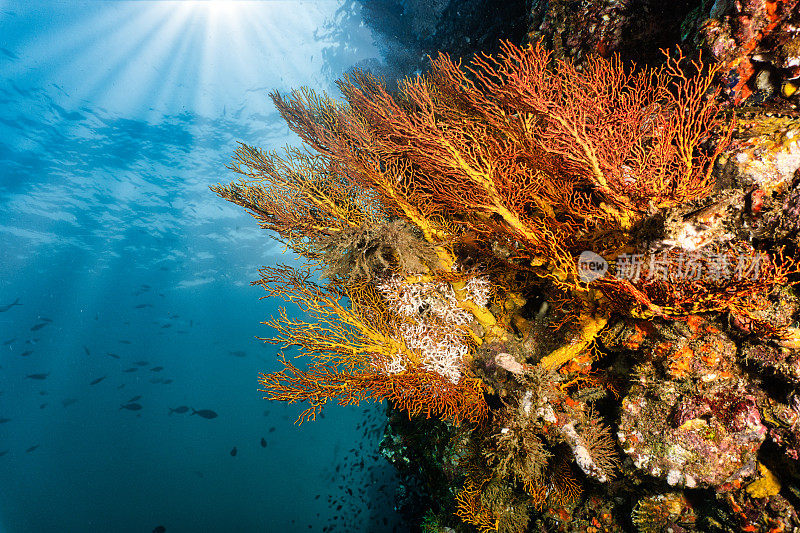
<box><xmin>0</xmin><ymin>2</ymin><xmax>401</xmax><ymax>531</ymax></box>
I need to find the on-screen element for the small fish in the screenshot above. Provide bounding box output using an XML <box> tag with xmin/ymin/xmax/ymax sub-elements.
<box><xmin>127</xmin><ymin>395</ymin><xmax>142</xmax><ymax>403</ymax></box>
<box><xmin>90</xmin><ymin>376</ymin><xmax>106</xmax><ymax>385</ymax></box>
<box><xmin>39</xmin><ymin>403</ymin><xmax>47</xmax><ymax>409</ymax></box>
<box><xmin>169</xmin><ymin>406</ymin><xmax>189</xmax><ymax>415</ymax></box>
<box><xmin>38</xmin><ymin>317</ymin><xmax>52</xmax><ymax>322</ymax></box>
<box><xmin>133</xmin><ymin>361</ymin><xmax>149</xmax><ymax>366</ymax></box>
<box><xmin>260</xmin><ymin>437</ymin><xmax>267</xmax><ymax>448</ymax></box>
<box><xmin>160</xmin><ymin>324</ymin><xmax>171</xmax><ymax>329</ymax></box>
<box><xmin>61</xmin><ymin>398</ymin><xmax>78</xmax><ymax>407</ymax></box>
<box><xmin>26</xmin><ymin>445</ymin><xmax>39</xmax><ymax>453</ymax></box>
<box><xmin>190</xmin><ymin>409</ymin><xmax>218</xmax><ymax>419</ymax></box>
<box><xmin>106</xmin><ymin>352</ymin><xmax>120</xmax><ymax>359</ymax></box>
<box><xmin>230</xmin><ymin>446</ymin><xmax>237</xmax><ymax>457</ymax></box>
<box><xmin>119</xmin><ymin>340</ymin><xmax>132</xmax><ymax>344</ymax></box>
<box><xmin>0</xmin><ymin>418</ymin><xmax>10</xmax><ymax>424</ymax></box>
<box><xmin>0</xmin><ymin>298</ymin><xmax>21</xmax><ymax>312</ymax></box>
<box><xmin>2</xmin><ymin>338</ymin><xmax>15</xmax><ymax>345</ymax></box>
<box><xmin>20</xmin><ymin>350</ymin><xmax>33</xmax><ymax>357</ymax></box>
<box><xmin>83</xmin><ymin>346</ymin><xmax>90</xmax><ymax>356</ymax></box>
<box><xmin>150</xmin><ymin>366</ymin><xmax>164</xmax><ymax>372</ymax></box>
<box><xmin>269</xmin><ymin>426</ymin><xmax>276</xmax><ymax>433</ymax></box>
<box><xmin>229</xmin><ymin>350</ymin><xmax>246</xmax><ymax>357</ymax></box>
<box><xmin>0</xmin><ymin>450</ymin><xmax>8</xmax><ymax>457</ymax></box>
<box><xmin>25</xmin><ymin>373</ymin><xmax>48</xmax><ymax>380</ymax></box>
<box><xmin>122</xmin><ymin>368</ymin><xmax>138</xmax><ymax>373</ymax></box>
<box><xmin>30</xmin><ymin>322</ymin><xmax>49</xmax><ymax>331</ymax></box>
<box><xmin>134</xmin><ymin>304</ymin><xmax>153</xmax><ymax>309</ymax></box>
<box><xmin>120</xmin><ymin>402</ymin><xmax>142</xmax><ymax>411</ymax></box>
<box><xmin>152</xmin><ymin>527</ymin><xmax>166</xmax><ymax>533</ymax></box>
<box><xmin>161</xmin><ymin>379</ymin><xmax>173</xmax><ymax>384</ymax></box>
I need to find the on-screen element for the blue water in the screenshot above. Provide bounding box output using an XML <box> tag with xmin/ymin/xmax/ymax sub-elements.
<box><xmin>0</xmin><ymin>2</ymin><xmax>402</xmax><ymax>531</ymax></box>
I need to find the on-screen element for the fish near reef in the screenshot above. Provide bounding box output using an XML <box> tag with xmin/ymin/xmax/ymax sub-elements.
<box><xmin>25</xmin><ymin>373</ymin><xmax>48</xmax><ymax>380</ymax></box>
<box><xmin>190</xmin><ymin>409</ymin><xmax>218</xmax><ymax>419</ymax></box>
<box><xmin>230</xmin><ymin>446</ymin><xmax>237</xmax><ymax>456</ymax></box>
<box><xmin>0</xmin><ymin>298</ymin><xmax>21</xmax><ymax>312</ymax></box>
<box><xmin>169</xmin><ymin>406</ymin><xmax>189</xmax><ymax>415</ymax></box>
<box><xmin>120</xmin><ymin>402</ymin><xmax>142</xmax><ymax>411</ymax></box>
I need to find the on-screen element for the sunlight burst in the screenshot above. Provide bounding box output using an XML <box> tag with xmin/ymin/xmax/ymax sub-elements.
<box><xmin>186</xmin><ymin>0</ymin><xmax>249</xmax><ymax>15</ymax></box>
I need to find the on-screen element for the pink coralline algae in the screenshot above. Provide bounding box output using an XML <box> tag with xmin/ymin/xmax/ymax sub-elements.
<box><xmin>619</xmin><ymin>369</ymin><xmax>767</xmax><ymax>488</ymax></box>
<box><xmin>693</xmin><ymin>0</ymin><xmax>800</xmax><ymax>103</ymax></box>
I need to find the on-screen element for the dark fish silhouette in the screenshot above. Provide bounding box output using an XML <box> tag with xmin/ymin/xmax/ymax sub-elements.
<box><xmin>229</xmin><ymin>350</ymin><xmax>246</xmax><ymax>357</ymax></box>
<box><xmin>106</xmin><ymin>352</ymin><xmax>120</xmax><ymax>359</ymax></box>
<box><xmin>25</xmin><ymin>445</ymin><xmax>39</xmax><ymax>452</ymax></box>
<box><xmin>152</xmin><ymin>527</ymin><xmax>166</xmax><ymax>533</ymax></box>
<box><xmin>150</xmin><ymin>366</ymin><xmax>164</xmax><ymax>372</ymax></box>
<box><xmin>20</xmin><ymin>350</ymin><xmax>33</xmax><ymax>356</ymax></box>
<box><xmin>120</xmin><ymin>402</ymin><xmax>142</xmax><ymax>411</ymax></box>
<box><xmin>119</xmin><ymin>340</ymin><xmax>132</xmax><ymax>344</ymax></box>
<box><xmin>0</xmin><ymin>298</ymin><xmax>21</xmax><ymax>312</ymax></box>
<box><xmin>0</xmin><ymin>418</ymin><xmax>10</xmax><ymax>424</ymax></box>
<box><xmin>169</xmin><ymin>406</ymin><xmax>189</xmax><ymax>415</ymax></box>
<box><xmin>0</xmin><ymin>450</ymin><xmax>8</xmax><ymax>457</ymax></box>
<box><xmin>134</xmin><ymin>304</ymin><xmax>152</xmax><ymax>309</ymax></box>
<box><xmin>230</xmin><ymin>446</ymin><xmax>237</xmax><ymax>457</ymax></box>
<box><xmin>269</xmin><ymin>426</ymin><xmax>276</xmax><ymax>433</ymax></box>
<box><xmin>30</xmin><ymin>322</ymin><xmax>49</xmax><ymax>331</ymax></box>
<box><xmin>161</xmin><ymin>379</ymin><xmax>173</xmax><ymax>384</ymax></box>
<box><xmin>38</xmin><ymin>317</ymin><xmax>52</xmax><ymax>322</ymax></box>
<box><xmin>127</xmin><ymin>395</ymin><xmax>142</xmax><ymax>403</ymax></box>
<box><xmin>90</xmin><ymin>376</ymin><xmax>106</xmax><ymax>385</ymax></box>
<box><xmin>83</xmin><ymin>346</ymin><xmax>90</xmax><ymax>356</ymax></box>
<box><xmin>2</xmin><ymin>338</ymin><xmax>15</xmax><ymax>345</ymax></box>
<box><xmin>61</xmin><ymin>398</ymin><xmax>78</xmax><ymax>407</ymax></box>
<box><xmin>133</xmin><ymin>361</ymin><xmax>149</xmax><ymax>366</ymax></box>
<box><xmin>190</xmin><ymin>409</ymin><xmax>218</xmax><ymax>419</ymax></box>
<box><xmin>122</xmin><ymin>368</ymin><xmax>138</xmax><ymax>373</ymax></box>
<box><xmin>40</xmin><ymin>403</ymin><xmax>47</xmax><ymax>409</ymax></box>
<box><xmin>26</xmin><ymin>373</ymin><xmax>48</xmax><ymax>380</ymax></box>
<box><xmin>160</xmin><ymin>324</ymin><xmax>171</xmax><ymax>329</ymax></box>
<box><xmin>260</xmin><ymin>437</ymin><xmax>267</xmax><ymax>448</ymax></box>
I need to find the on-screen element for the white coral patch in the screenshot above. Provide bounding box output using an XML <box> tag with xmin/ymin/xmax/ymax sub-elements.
<box><xmin>666</xmin><ymin>469</ymin><xmax>682</xmax><ymax>486</ymax></box>
<box><xmin>398</xmin><ymin>322</ymin><xmax>467</xmax><ymax>383</ymax></box>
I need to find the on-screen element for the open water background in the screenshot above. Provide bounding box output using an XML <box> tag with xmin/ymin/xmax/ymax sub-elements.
<box><xmin>0</xmin><ymin>2</ymin><xmax>404</xmax><ymax>531</ymax></box>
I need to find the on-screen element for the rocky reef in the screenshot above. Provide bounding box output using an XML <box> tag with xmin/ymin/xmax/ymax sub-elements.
<box><xmin>371</xmin><ymin>1</ymin><xmax>800</xmax><ymax>532</ymax></box>
<box><xmin>215</xmin><ymin>1</ymin><xmax>800</xmax><ymax>531</ymax></box>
